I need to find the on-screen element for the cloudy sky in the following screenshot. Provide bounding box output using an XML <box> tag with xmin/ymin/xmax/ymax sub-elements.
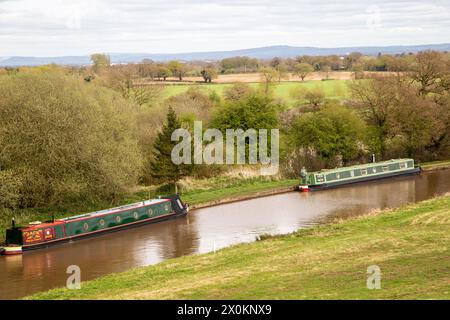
<box><xmin>1</xmin><ymin>0</ymin><xmax>450</xmax><ymax>56</ymax></box>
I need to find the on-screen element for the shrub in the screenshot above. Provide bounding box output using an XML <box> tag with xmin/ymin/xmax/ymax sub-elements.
<box><xmin>0</xmin><ymin>72</ymin><xmax>143</xmax><ymax>208</ymax></box>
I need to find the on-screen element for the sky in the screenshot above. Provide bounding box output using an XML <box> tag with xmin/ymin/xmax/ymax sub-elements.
<box><xmin>1</xmin><ymin>0</ymin><xmax>450</xmax><ymax>57</ymax></box>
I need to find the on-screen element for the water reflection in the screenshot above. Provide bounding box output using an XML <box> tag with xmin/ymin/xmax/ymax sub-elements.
<box><xmin>0</xmin><ymin>169</ymin><xmax>449</xmax><ymax>299</ymax></box>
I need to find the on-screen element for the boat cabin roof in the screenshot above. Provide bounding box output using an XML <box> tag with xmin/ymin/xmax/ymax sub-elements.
<box><xmin>20</xmin><ymin>221</ymin><xmax>65</xmax><ymax>231</ymax></box>
<box><xmin>58</xmin><ymin>198</ymin><xmax>169</xmax><ymax>222</ymax></box>
<box><xmin>312</xmin><ymin>158</ymin><xmax>414</xmax><ymax>175</ymax></box>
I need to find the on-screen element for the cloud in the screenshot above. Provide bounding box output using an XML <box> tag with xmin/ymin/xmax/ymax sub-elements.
<box><xmin>0</xmin><ymin>0</ymin><xmax>449</xmax><ymax>56</ymax></box>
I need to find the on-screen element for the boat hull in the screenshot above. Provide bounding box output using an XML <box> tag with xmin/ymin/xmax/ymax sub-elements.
<box><xmin>0</xmin><ymin>246</ymin><xmax>23</xmax><ymax>255</ymax></box>
<box><xmin>2</xmin><ymin>194</ymin><xmax>189</xmax><ymax>254</ymax></box>
<box><xmin>301</xmin><ymin>167</ymin><xmax>421</xmax><ymax>191</ymax></box>
<box><xmin>19</xmin><ymin>210</ymin><xmax>187</xmax><ymax>252</ymax></box>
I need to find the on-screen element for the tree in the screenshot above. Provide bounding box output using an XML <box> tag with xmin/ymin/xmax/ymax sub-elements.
<box><xmin>200</xmin><ymin>66</ymin><xmax>218</xmax><ymax>83</ymax></box>
<box><xmin>344</xmin><ymin>52</ymin><xmax>362</xmax><ymax>70</ymax></box>
<box><xmin>168</xmin><ymin>61</ymin><xmax>187</xmax><ymax>81</ymax></box>
<box><xmin>290</xmin><ymin>105</ymin><xmax>367</xmax><ymax>165</ymax></box>
<box><xmin>223</xmin><ymin>83</ymin><xmax>255</xmax><ymax>101</ymax></box>
<box><xmin>304</xmin><ymin>88</ymin><xmax>326</xmax><ymax>108</ymax></box>
<box><xmin>0</xmin><ymin>72</ymin><xmax>143</xmax><ymax>208</ymax></box>
<box><xmin>259</xmin><ymin>67</ymin><xmax>278</xmax><ymax>94</ymax></box>
<box><xmin>412</xmin><ymin>50</ymin><xmax>447</xmax><ymax>96</ymax></box>
<box><xmin>220</xmin><ymin>56</ymin><xmax>259</xmax><ymax>73</ymax></box>
<box><xmin>291</xmin><ymin>86</ymin><xmax>326</xmax><ymax>108</ymax></box>
<box><xmin>349</xmin><ymin>77</ymin><xmax>398</xmax><ymax>158</ymax></box>
<box><xmin>321</xmin><ymin>65</ymin><xmax>331</xmax><ymax>80</ymax></box>
<box><xmin>156</xmin><ymin>65</ymin><xmax>171</xmax><ymax>81</ymax></box>
<box><xmin>90</xmin><ymin>53</ymin><xmax>110</xmax><ymax>73</ymax></box>
<box><xmin>294</xmin><ymin>63</ymin><xmax>314</xmax><ymax>81</ymax></box>
<box><xmin>212</xmin><ymin>94</ymin><xmax>279</xmax><ymax>132</ymax></box>
<box><xmin>150</xmin><ymin>107</ymin><xmax>192</xmax><ymax>186</ymax></box>
<box><xmin>390</xmin><ymin>92</ymin><xmax>435</xmax><ymax>157</ymax></box>
<box><xmin>127</xmin><ymin>85</ymin><xmax>165</xmax><ymax>106</ymax></box>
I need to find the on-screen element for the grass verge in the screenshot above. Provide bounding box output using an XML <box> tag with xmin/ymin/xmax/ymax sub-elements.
<box><xmin>27</xmin><ymin>194</ymin><xmax>450</xmax><ymax>299</ymax></box>
<box><xmin>421</xmin><ymin>160</ymin><xmax>450</xmax><ymax>171</ymax></box>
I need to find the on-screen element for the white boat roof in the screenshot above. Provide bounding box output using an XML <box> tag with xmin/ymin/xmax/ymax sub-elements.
<box><xmin>312</xmin><ymin>158</ymin><xmax>414</xmax><ymax>175</ymax></box>
<box><xmin>58</xmin><ymin>198</ymin><xmax>168</xmax><ymax>221</ymax></box>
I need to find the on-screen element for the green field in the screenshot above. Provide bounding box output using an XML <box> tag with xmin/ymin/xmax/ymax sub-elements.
<box><xmin>28</xmin><ymin>194</ymin><xmax>450</xmax><ymax>299</ymax></box>
<box><xmin>161</xmin><ymin>79</ymin><xmax>351</xmax><ymax>105</ymax></box>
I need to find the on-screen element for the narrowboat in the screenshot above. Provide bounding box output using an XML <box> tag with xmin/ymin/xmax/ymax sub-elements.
<box><xmin>0</xmin><ymin>194</ymin><xmax>189</xmax><ymax>255</ymax></box>
<box><xmin>298</xmin><ymin>158</ymin><xmax>421</xmax><ymax>192</ymax></box>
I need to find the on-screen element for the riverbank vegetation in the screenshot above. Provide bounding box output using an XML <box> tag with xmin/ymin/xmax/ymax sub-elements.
<box><xmin>1</xmin><ymin>50</ymin><xmax>449</xmax><ymax>235</ymax></box>
<box><xmin>28</xmin><ymin>194</ymin><xmax>450</xmax><ymax>299</ymax></box>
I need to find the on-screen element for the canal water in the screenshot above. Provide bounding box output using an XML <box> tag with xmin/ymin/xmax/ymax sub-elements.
<box><xmin>0</xmin><ymin>169</ymin><xmax>449</xmax><ymax>299</ymax></box>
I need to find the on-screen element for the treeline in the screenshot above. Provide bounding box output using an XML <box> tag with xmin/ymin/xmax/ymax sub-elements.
<box><xmin>86</xmin><ymin>50</ymin><xmax>450</xmax><ymax>81</ymax></box>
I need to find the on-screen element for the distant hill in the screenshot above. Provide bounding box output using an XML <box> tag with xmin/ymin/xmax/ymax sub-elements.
<box><xmin>1</xmin><ymin>43</ymin><xmax>450</xmax><ymax>67</ymax></box>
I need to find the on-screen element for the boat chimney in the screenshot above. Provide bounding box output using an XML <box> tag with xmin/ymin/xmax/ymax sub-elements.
<box><xmin>12</xmin><ymin>217</ymin><xmax>15</xmax><ymax>229</ymax></box>
<box><xmin>372</xmin><ymin>153</ymin><xmax>376</xmax><ymax>163</ymax></box>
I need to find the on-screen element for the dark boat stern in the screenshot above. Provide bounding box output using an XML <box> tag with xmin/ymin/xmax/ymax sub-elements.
<box><xmin>1</xmin><ymin>224</ymin><xmax>24</xmax><ymax>255</ymax></box>
<box><xmin>163</xmin><ymin>194</ymin><xmax>189</xmax><ymax>216</ymax></box>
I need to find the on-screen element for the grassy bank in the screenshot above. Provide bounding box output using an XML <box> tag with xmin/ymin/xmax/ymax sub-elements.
<box><xmin>421</xmin><ymin>159</ymin><xmax>450</xmax><ymax>171</ymax></box>
<box><xmin>29</xmin><ymin>194</ymin><xmax>450</xmax><ymax>299</ymax></box>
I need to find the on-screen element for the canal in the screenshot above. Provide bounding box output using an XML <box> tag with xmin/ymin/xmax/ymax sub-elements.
<box><xmin>0</xmin><ymin>169</ymin><xmax>449</xmax><ymax>299</ymax></box>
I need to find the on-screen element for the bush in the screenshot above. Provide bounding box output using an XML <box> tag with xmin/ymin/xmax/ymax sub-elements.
<box><xmin>289</xmin><ymin>105</ymin><xmax>367</xmax><ymax>166</ymax></box>
<box><xmin>211</xmin><ymin>94</ymin><xmax>279</xmax><ymax>131</ymax></box>
<box><xmin>0</xmin><ymin>72</ymin><xmax>143</xmax><ymax>208</ymax></box>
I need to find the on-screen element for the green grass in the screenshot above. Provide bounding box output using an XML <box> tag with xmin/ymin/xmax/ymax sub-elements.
<box><xmin>421</xmin><ymin>159</ymin><xmax>450</xmax><ymax>171</ymax></box>
<box><xmin>28</xmin><ymin>194</ymin><xmax>450</xmax><ymax>300</ymax></box>
<box><xmin>180</xmin><ymin>178</ymin><xmax>296</xmax><ymax>206</ymax></box>
<box><xmin>162</xmin><ymin>80</ymin><xmax>351</xmax><ymax>105</ymax></box>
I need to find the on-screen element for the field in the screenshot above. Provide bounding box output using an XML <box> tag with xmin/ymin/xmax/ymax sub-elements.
<box><xmin>159</xmin><ymin>79</ymin><xmax>351</xmax><ymax>105</ymax></box>
<box><xmin>28</xmin><ymin>194</ymin><xmax>450</xmax><ymax>299</ymax></box>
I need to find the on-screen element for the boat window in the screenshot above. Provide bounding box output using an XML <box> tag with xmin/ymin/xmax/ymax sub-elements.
<box><xmin>400</xmin><ymin>162</ymin><xmax>406</xmax><ymax>169</ymax></box>
<box><xmin>361</xmin><ymin>169</ymin><xmax>367</xmax><ymax>175</ymax></box>
<box><xmin>83</xmin><ymin>223</ymin><xmax>89</xmax><ymax>231</ymax></box>
<box><xmin>316</xmin><ymin>174</ymin><xmax>325</xmax><ymax>183</ymax></box>
<box><xmin>382</xmin><ymin>165</ymin><xmax>388</xmax><ymax>172</ymax></box>
<box><xmin>336</xmin><ymin>173</ymin><xmax>340</xmax><ymax>179</ymax></box>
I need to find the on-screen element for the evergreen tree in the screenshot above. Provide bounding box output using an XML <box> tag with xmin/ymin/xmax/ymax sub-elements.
<box><xmin>150</xmin><ymin>107</ymin><xmax>191</xmax><ymax>187</ymax></box>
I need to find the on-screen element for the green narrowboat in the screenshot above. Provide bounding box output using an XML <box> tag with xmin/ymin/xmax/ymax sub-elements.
<box><xmin>298</xmin><ymin>158</ymin><xmax>421</xmax><ymax>192</ymax></box>
<box><xmin>0</xmin><ymin>195</ymin><xmax>189</xmax><ymax>255</ymax></box>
